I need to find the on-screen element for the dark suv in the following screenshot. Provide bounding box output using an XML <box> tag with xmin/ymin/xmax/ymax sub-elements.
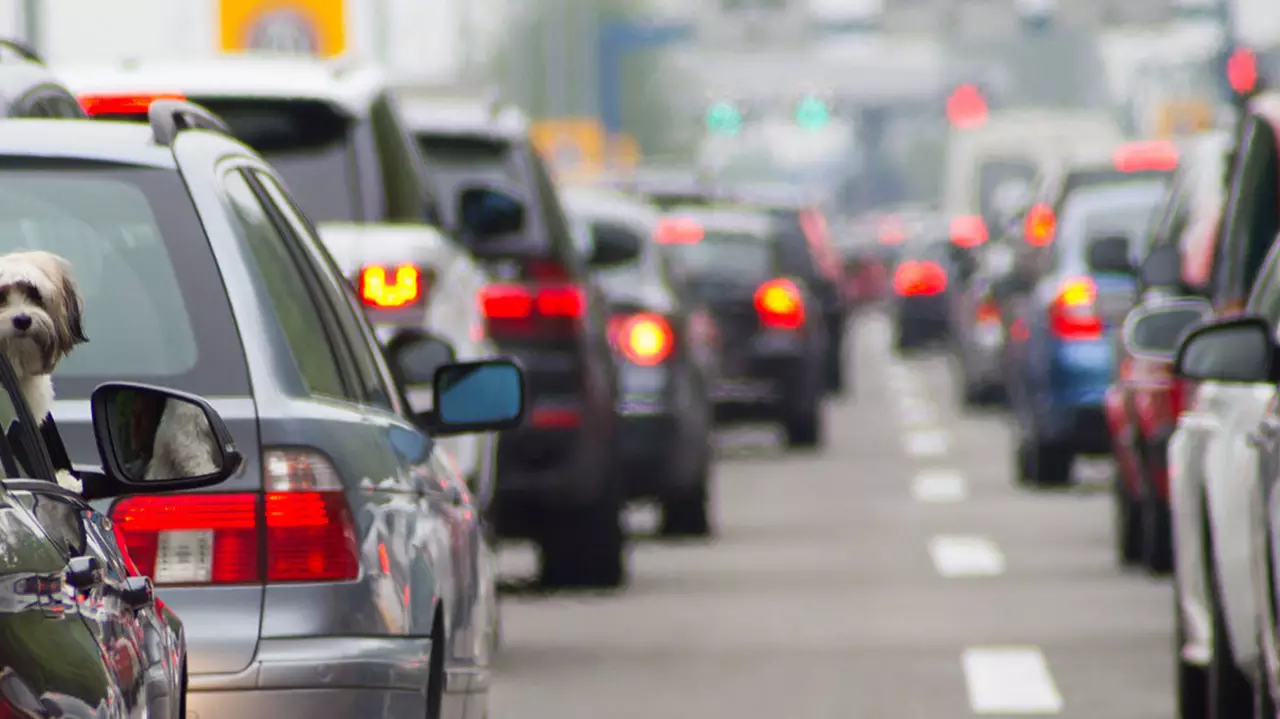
<box><xmin>0</xmin><ymin>39</ymin><xmax>85</xmax><ymax>118</ymax></box>
<box><xmin>401</xmin><ymin>95</ymin><xmax>627</xmax><ymax>588</ymax></box>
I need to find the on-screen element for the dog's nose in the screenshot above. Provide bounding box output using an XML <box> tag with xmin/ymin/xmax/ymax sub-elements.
<box><xmin>11</xmin><ymin>315</ymin><xmax>30</xmax><ymax>331</ymax></box>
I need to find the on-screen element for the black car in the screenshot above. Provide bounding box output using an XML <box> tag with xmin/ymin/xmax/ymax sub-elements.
<box><xmin>891</xmin><ymin>232</ymin><xmax>960</xmax><ymax>352</ymax></box>
<box><xmin>0</xmin><ymin>39</ymin><xmax>85</xmax><ymax>118</ymax></box>
<box><xmin>402</xmin><ymin>95</ymin><xmax>627</xmax><ymax>587</ymax></box>
<box><xmin>562</xmin><ymin>187</ymin><xmax>717</xmax><ymax>537</ymax></box>
<box><xmin>659</xmin><ymin>205</ymin><xmax>827</xmax><ymax>448</ymax></box>
<box><xmin>0</xmin><ymin>353</ymin><xmax>242</xmax><ymax>717</ymax></box>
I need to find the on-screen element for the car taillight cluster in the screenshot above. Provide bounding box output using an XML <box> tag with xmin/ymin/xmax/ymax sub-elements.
<box><xmin>1024</xmin><ymin>204</ymin><xmax>1056</xmax><ymax>246</ymax></box>
<box><xmin>1170</xmin><ymin>377</ymin><xmax>1191</xmax><ymax>417</ymax></box>
<box><xmin>607</xmin><ymin>312</ymin><xmax>674</xmax><ymax>365</ymax></box>
<box><xmin>893</xmin><ymin>261</ymin><xmax>947</xmax><ymax>297</ymax></box>
<box><xmin>477</xmin><ymin>261</ymin><xmax>584</xmax><ymax>339</ymax></box>
<box><xmin>754</xmin><ymin>278</ymin><xmax>806</xmax><ymax>330</ymax></box>
<box><xmin>1048</xmin><ymin>277</ymin><xmax>1102</xmax><ymax>340</ymax></box>
<box><xmin>357</xmin><ymin>264</ymin><xmax>427</xmax><ymax>309</ymax></box>
<box><xmin>975</xmin><ymin>299</ymin><xmax>1001</xmax><ymax>323</ymax></box>
<box><xmin>109</xmin><ymin>449</ymin><xmax>360</xmax><ymax>586</ymax></box>
<box><xmin>949</xmin><ymin>215</ymin><xmax>988</xmax><ymax>248</ymax></box>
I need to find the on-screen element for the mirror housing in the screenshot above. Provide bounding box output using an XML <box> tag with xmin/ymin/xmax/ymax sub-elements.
<box><xmin>1139</xmin><ymin>244</ymin><xmax>1182</xmax><ymax>289</ymax></box>
<box><xmin>1086</xmin><ymin>234</ymin><xmax>1134</xmax><ymax>275</ymax></box>
<box><xmin>80</xmin><ymin>383</ymin><xmax>243</xmax><ymax>500</ymax></box>
<box><xmin>456</xmin><ymin>184</ymin><xmax>526</xmax><ymax>239</ymax></box>
<box><xmin>588</xmin><ymin>222</ymin><xmax>643</xmax><ymax>267</ymax></box>
<box><xmin>1173</xmin><ymin>315</ymin><xmax>1277</xmax><ymax>383</ymax></box>
<box><xmin>1121</xmin><ymin>298</ymin><xmax>1212</xmax><ymax>362</ymax></box>
<box><xmin>416</xmin><ymin>359</ymin><xmax>526</xmax><ymax>437</ymax></box>
<box><xmin>385</xmin><ymin>328</ymin><xmax>457</xmax><ymax>386</ymax></box>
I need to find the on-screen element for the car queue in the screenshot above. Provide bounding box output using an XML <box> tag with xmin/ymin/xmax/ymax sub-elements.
<box><xmin>0</xmin><ymin>47</ymin><xmax>852</xmax><ymax>717</ymax></box>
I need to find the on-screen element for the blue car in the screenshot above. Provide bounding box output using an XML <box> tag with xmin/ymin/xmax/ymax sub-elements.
<box><xmin>1003</xmin><ymin>180</ymin><xmax>1169</xmax><ymax>486</ymax></box>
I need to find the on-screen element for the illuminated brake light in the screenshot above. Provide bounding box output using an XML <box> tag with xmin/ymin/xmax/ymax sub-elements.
<box><xmin>358</xmin><ymin>264</ymin><xmax>422</xmax><ymax>309</ymax></box>
<box><xmin>1114</xmin><ymin>141</ymin><xmax>1179</xmax><ymax>173</ymax></box>
<box><xmin>949</xmin><ymin>215</ymin><xmax>987</xmax><ymax>248</ymax></box>
<box><xmin>893</xmin><ymin>260</ymin><xmax>947</xmax><ymax>296</ymax></box>
<box><xmin>110</xmin><ymin>449</ymin><xmax>360</xmax><ymax>586</ymax></box>
<box><xmin>609</xmin><ymin>313</ymin><xmax>674</xmax><ymax>365</ymax></box>
<box><xmin>1025</xmin><ymin>204</ymin><xmax>1056</xmax><ymax>246</ymax></box>
<box><xmin>478</xmin><ymin>283</ymin><xmax>586</xmax><ymax>338</ymax></box>
<box><xmin>78</xmin><ymin>93</ymin><xmax>186</xmax><ymax>116</ymax></box>
<box><xmin>655</xmin><ymin>217</ymin><xmax>704</xmax><ymax>244</ymax></box>
<box><xmin>976</xmin><ymin>299</ymin><xmax>1000</xmax><ymax>323</ymax></box>
<box><xmin>1048</xmin><ymin>277</ymin><xmax>1102</xmax><ymax>340</ymax></box>
<box><xmin>754</xmin><ymin>278</ymin><xmax>805</xmax><ymax>330</ymax></box>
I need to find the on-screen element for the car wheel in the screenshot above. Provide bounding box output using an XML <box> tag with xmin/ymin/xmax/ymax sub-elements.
<box><xmin>1207</xmin><ymin>554</ymin><xmax>1256</xmax><ymax>717</ymax></box>
<box><xmin>783</xmin><ymin>399</ymin><xmax>823</xmax><ymax>449</ymax></box>
<box><xmin>538</xmin><ymin>490</ymin><xmax>627</xmax><ymax>589</ymax></box>
<box><xmin>895</xmin><ymin>327</ymin><xmax>917</xmax><ymax>355</ymax></box>
<box><xmin>1175</xmin><ymin>583</ymin><xmax>1209</xmax><ymax>719</ymax></box>
<box><xmin>1114</xmin><ymin>475</ymin><xmax>1143</xmax><ymax>566</ymax></box>
<box><xmin>1018</xmin><ymin>437</ymin><xmax>1072</xmax><ymax>488</ymax></box>
<box><xmin>661</xmin><ymin>453</ymin><xmax>713</xmax><ymax>538</ymax></box>
<box><xmin>1142</xmin><ymin>494</ymin><xmax>1174</xmax><ymax>575</ymax></box>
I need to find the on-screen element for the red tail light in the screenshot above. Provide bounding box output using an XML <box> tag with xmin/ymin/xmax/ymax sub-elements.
<box><xmin>357</xmin><ymin>264</ymin><xmax>426</xmax><ymax>309</ymax></box>
<box><xmin>1048</xmin><ymin>277</ymin><xmax>1102</xmax><ymax>340</ymax></box>
<box><xmin>109</xmin><ymin>449</ymin><xmax>360</xmax><ymax>586</ymax></box>
<box><xmin>976</xmin><ymin>298</ymin><xmax>1000</xmax><ymax>323</ymax></box>
<box><xmin>655</xmin><ymin>217</ymin><xmax>705</xmax><ymax>244</ymax></box>
<box><xmin>478</xmin><ymin>282</ymin><xmax>585</xmax><ymax>339</ymax></box>
<box><xmin>893</xmin><ymin>260</ymin><xmax>947</xmax><ymax>296</ymax></box>
<box><xmin>78</xmin><ymin>93</ymin><xmax>186</xmax><ymax>116</ymax></box>
<box><xmin>1170</xmin><ymin>377</ymin><xmax>1191</xmax><ymax>417</ymax></box>
<box><xmin>608</xmin><ymin>312</ymin><xmax>674</xmax><ymax>365</ymax></box>
<box><xmin>1025</xmin><ymin>204</ymin><xmax>1056</xmax><ymax>246</ymax></box>
<box><xmin>1114</xmin><ymin>141</ymin><xmax>1179</xmax><ymax>173</ymax></box>
<box><xmin>949</xmin><ymin>215</ymin><xmax>988</xmax><ymax>248</ymax></box>
<box><xmin>754</xmin><ymin>278</ymin><xmax>806</xmax><ymax>330</ymax></box>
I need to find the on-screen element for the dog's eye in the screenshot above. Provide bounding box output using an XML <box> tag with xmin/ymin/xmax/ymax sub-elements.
<box><xmin>21</xmin><ymin>285</ymin><xmax>40</xmax><ymax>304</ymax></box>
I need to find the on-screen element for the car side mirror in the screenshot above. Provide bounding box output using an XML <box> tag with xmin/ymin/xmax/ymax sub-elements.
<box><xmin>1121</xmin><ymin>298</ymin><xmax>1212</xmax><ymax>362</ymax></box>
<box><xmin>456</xmin><ymin>184</ymin><xmax>527</xmax><ymax>239</ymax></box>
<box><xmin>385</xmin><ymin>329</ymin><xmax>457</xmax><ymax>386</ymax></box>
<box><xmin>80</xmin><ymin>383</ymin><xmax>243</xmax><ymax>500</ymax></box>
<box><xmin>1086</xmin><ymin>234</ymin><xmax>1135</xmax><ymax>275</ymax></box>
<box><xmin>1174</xmin><ymin>315</ymin><xmax>1277</xmax><ymax>383</ymax></box>
<box><xmin>417</xmin><ymin>359</ymin><xmax>526</xmax><ymax>437</ymax></box>
<box><xmin>1138</xmin><ymin>244</ymin><xmax>1182</xmax><ymax>288</ymax></box>
<box><xmin>588</xmin><ymin>221</ymin><xmax>643</xmax><ymax>268</ymax></box>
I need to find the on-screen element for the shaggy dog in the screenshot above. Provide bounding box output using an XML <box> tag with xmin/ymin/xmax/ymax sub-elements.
<box><xmin>143</xmin><ymin>399</ymin><xmax>221</xmax><ymax>480</ymax></box>
<box><xmin>0</xmin><ymin>252</ymin><xmax>87</xmax><ymax>491</ymax></box>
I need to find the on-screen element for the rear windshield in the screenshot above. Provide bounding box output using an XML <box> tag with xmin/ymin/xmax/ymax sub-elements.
<box><xmin>661</xmin><ymin>230</ymin><xmax>772</xmax><ymax>280</ymax></box>
<box><xmin>0</xmin><ymin>162</ymin><xmax>249</xmax><ymax>399</ymax></box>
<box><xmin>1064</xmin><ymin>168</ymin><xmax>1171</xmax><ymax>197</ymax></box>
<box><xmin>195</xmin><ymin>99</ymin><xmax>357</xmax><ymax>223</ymax></box>
<box><xmin>415</xmin><ymin>132</ymin><xmax>519</xmax><ymax>226</ymax></box>
<box><xmin>1056</xmin><ymin>181</ymin><xmax>1169</xmax><ymax>268</ymax></box>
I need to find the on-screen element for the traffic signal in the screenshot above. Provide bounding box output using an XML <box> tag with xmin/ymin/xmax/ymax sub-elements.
<box><xmin>946</xmin><ymin>84</ymin><xmax>988</xmax><ymax>129</ymax></box>
<box><xmin>1227</xmin><ymin>47</ymin><xmax>1258</xmax><ymax>96</ymax></box>
<box><xmin>794</xmin><ymin>96</ymin><xmax>830</xmax><ymax>131</ymax></box>
<box><xmin>706</xmin><ymin>101</ymin><xmax>744</xmax><ymax>135</ymax></box>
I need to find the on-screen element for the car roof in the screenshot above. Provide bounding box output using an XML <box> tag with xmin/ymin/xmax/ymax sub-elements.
<box><xmin>0</xmin><ymin>118</ymin><xmax>176</xmax><ymax>166</ymax></box>
<box><xmin>54</xmin><ymin>54</ymin><xmax>387</xmax><ymax>116</ymax></box>
<box><xmin>664</xmin><ymin>205</ymin><xmax>773</xmax><ymax>236</ymax></box>
<box><xmin>562</xmin><ymin>186</ymin><xmax>659</xmax><ymax>220</ymax></box>
<box><xmin>398</xmin><ymin>96</ymin><xmax>527</xmax><ymax>139</ymax></box>
<box><xmin>315</xmin><ymin>222</ymin><xmax>456</xmax><ymax>274</ymax></box>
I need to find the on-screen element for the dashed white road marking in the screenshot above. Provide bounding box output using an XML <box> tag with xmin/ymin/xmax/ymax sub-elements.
<box><xmin>896</xmin><ymin>400</ymin><xmax>936</xmax><ymax>427</ymax></box>
<box><xmin>928</xmin><ymin>535</ymin><xmax>1005</xmax><ymax>578</ymax></box>
<box><xmin>962</xmin><ymin>647</ymin><xmax>1064</xmax><ymax>714</ymax></box>
<box><xmin>903</xmin><ymin>429</ymin><xmax>949</xmax><ymax>457</ymax></box>
<box><xmin>911</xmin><ymin>470</ymin><xmax>967</xmax><ymax>503</ymax></box>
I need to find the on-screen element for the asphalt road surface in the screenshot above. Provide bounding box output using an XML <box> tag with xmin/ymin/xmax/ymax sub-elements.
<box><xmin>490</xmin><ymin>312</ymin><xmax>1174</xmax><ymax>718</ymax></box>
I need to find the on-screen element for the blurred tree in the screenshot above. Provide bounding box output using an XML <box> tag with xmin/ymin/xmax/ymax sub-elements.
<box><xmin>487</xmin><ymin>0</ymin><xmax>697</xmax><ymax>159</ymax></box>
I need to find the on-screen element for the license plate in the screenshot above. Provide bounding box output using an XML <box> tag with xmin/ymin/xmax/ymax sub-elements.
<box><xmin>976</xmin><ymin>322</ymin><xmax>1003</xmax><ymax>347</ymax></box>
<box><xmin>155</xmin><ymin>530</ymin><xmax>214</xmax><ymax>584</ymax></box>
<box><xmin>712</xmin><ymin>378</ymin><xmax>774</xmax><ymax>400</ymax></box>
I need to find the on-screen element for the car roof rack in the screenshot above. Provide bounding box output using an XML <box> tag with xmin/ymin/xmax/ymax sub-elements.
<box><xmin>0</xmin><ymin>39</ymin><xmax>42</xmax><ymax>64</ymax></box>
<box><xmin>148</xmin><ymin>99</ymin><xmax>231</xmax><ymax>146</ymax></box>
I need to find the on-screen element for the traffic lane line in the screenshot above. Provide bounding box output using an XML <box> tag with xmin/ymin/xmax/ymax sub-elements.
<box><xmin>963</xmin><ymin>646</ymin><xmax>1064</xmax><ymax>715</ymax></box>
<box><xmin>903</xmin><ymin>429</ymin><xmax>949</xmax><ymax>458</ymax></box>
<box><xmin>912</xmin><ymin>469</ymin><xmax>967</xmax><ymax>502</ymax></box>
<box><xmin>929</xmin><ymin>536</ymin><xmax>1006</xmax><ymax>578</ymax></box>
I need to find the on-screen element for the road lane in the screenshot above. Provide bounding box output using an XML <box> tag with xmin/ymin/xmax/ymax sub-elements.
<box><xmin>490</xmin><ymin>313</ymin><xmax>1174</xmax><ymax>718</ymax></box>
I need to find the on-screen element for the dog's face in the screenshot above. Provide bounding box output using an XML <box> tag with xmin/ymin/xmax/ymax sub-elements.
<box><xmin>0</xmin><ymin>251</ymin><xmax>87</xmax><ymax>377</ymax></box>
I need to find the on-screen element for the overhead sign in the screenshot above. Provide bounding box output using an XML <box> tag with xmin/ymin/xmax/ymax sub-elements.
<box><xmin>531</xmin><ymin>118</ymin><xmax>606</xmax><ymax>178</ymax></box>
<box><xmin>219</xmin><ymin>0</ymin><xmax>347</xmax><ymax>56</ymax></box>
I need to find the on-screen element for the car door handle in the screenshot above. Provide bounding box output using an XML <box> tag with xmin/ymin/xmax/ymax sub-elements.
<box><xmin>65</xmin><ymin>556</ymin><xmax>103</xmax><ymax>591</ymax></box>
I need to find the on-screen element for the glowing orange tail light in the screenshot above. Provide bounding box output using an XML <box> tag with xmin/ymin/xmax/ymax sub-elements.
<box><xmin>608</xmin><ymin>313</ymin><xmax>674</xmax><ymax>365</ymax></box>
<box><xmin>754</xmin><ymin>278</ymin><xmax>806</xmax><ymax>330</ymax></box>
<box><xmin>1024</xmin><ymin>203</ymin><xmax>1056</xmax><ymax>246</ymax></box>
<box><xmin>893</xmin><ymin>260</ymin><xmax>948</xmax><ymax>296</ymax></box>
<box><xmin>976</xmin><ymin>299</ymin><xmax>1000</xmax><ymax>323</ymax></box>
<box><xmin>655</xmin><ymin>217</ymin><xmax>705</xmax><ymax>244</ymax></box>
<box><xmin>358</xmin><ymin>264</ymin><xmax>423</xmax><ymax>309</ymax></box>
<box><xmin>949</xmin><ymin>215</ymin><xmax>988</xmax><ymax>248</ymax></box>
<box><xmin>78</xmin><ymin>93</ymin><xmax>187</xmax><ymax>116</ymax></box>
<box><xmin>1048</xmin><ymin>276</ymin><xmax>1102</xmax><ymax>340</ymax></box>
<box><xmin>1113</xmin><ymin>141</ymin><xmax>1179</xmax><ymax>173</ymax></box>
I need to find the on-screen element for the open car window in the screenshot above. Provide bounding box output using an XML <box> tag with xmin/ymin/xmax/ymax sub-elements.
<box><xmin>0</xmin><ymin>354</ymin><xmax>51</xmax><ymax>481</ymax></box>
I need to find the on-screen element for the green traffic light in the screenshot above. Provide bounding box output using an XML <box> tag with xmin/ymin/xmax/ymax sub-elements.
<box><xmin>706</xmin><ymin>102</ymin><xmax>743</xmax><ymax>135</ymax></box>
<box><xmin>795</xmin><ymin>96</ymin><xmax>830</xmax><ymax>130</ymax></box>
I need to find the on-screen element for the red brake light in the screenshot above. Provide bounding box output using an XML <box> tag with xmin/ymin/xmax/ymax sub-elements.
<box><xmin>754</xmin><ymin>278</ymin><xmax>805</xmax><ymax>330</ymax></box>
<box><xmin>609</xmin><ymin>313</ymin><xmax>674</xmax><ymax>365</ymax></box>
<box><xmin>1048</xmin><ymin>277</ymin><xmax>1102</xmax><ymax>340</ymax></box>
<box><xmin>1170</xmin><ymin>377</ymin><xmax>1191</xmax><ymax>417</ymax></box>
<box><xmin>949</xmin><ymin>215</ymin><xmax>988</xmax><ymax>248</ymax></box>
<box><xmin>478</xmin><ymin>283</ymin><xmax>585</xmax><ymax>338</ymax></box>
<box><xmin>78</xmin><ymin>93</ymin><xmax>186</xmax><ymax>116</ymax></box>
<box><xmin>109</xmin><ymin>449</ymin><xmax>359</xmax><ymax>586</ymax></box>
<box><xmin>878</xmin><ymin>216</ymin><xmax>906</xmax><ymax>245</ymax></box>
<box><xmin>976</xmin><ymin>298</ymin><xmax>1000</xmax><ymax>323</ymax></box>
<box><xmin>1113</xmin><ymin>141</ymin><xmax>1179</xmax><ymax>173</ymax></box>
<box><xmin>358</xmin><ymin>264</ymin><xmax>423</xmax><ymax>309</ymax></box>
<box><xmin>893</xmin><ymin>260</ymin><xmax>947</xmax><ymax>296</ymax></box>
<box><xmin>655</xmin><ymin>217</ymin><xmax>705</xmax><ymax>244</ymax></box>
<box><xmin>1024</xmin><ymin>204</ymin><xmax>1056</xmax><ymax>246</ymax></box>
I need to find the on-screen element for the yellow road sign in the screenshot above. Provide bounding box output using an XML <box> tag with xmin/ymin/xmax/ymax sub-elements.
<box><xmin>1155</xmin><ymin>99</ymin><xmax>1214</xmax><ymax>138</ymax></box>
<box><xmin>531</xmin><ymin>119</ymin><xmax>605</xmax><ymax>172</ymax></box>
<box><xmin>606</xmin><ymin>133</ymin><xmax>641</xmax><ymax>172</ymax></box>
<box><xmin>219</xmin><ymin>0</ymin><xmax>347</xmax><ymax>57</ymax></box>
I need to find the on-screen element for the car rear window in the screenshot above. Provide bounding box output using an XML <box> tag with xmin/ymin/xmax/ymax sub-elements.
<box><xmin>1063</xmin><ymin>168</ymin><xmax>1172</xmax><ymax>197</ymax></box>
<box><xmin>661</xmin><ymin>230</ymin><xmax>772</xmax><ymax>280</ymax></box>
<box><xmin>194</xmin><ymin>99</ymin><xmax>358</xmax><ymax>224</ymax></box>
<box><xmin>0</xmin><ymin>161</ymin><xmax>250</xmax><ymax>399</ymax></box>
<box><xmin>1055</xmin><ymin>182</ymin><xmax>1169</xmax><ymax>269</ymax></box>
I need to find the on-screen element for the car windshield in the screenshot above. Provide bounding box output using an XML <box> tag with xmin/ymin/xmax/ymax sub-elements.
<box><xmin>1056</xmin><ymin>181</ymin><xmax>1169</xmax><ymax>270</ymax></box>
<box><xmin>0</xmin><ymin>163</ymin><xmax>250</xmax><ymax>399</ymax></box>
<box><xmin>660</xmin><ymin>230</ymin><xmax>771</xmax><ymax>281</ymax></box>
<box><xmin>415</xmin><ymin>133</ymin><xmax>520</xmax><ymax>223</ymax></box>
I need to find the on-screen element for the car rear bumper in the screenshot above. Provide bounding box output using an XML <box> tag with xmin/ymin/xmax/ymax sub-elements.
<box><xmin>186</xmin><ymin>637</ymin><xmax>485</xmax><ymax>719</ymax></box>
<box><xmin>711</xmin><ymin>335</ymin><xmax>813</xmax><ymax>422</ymax></box>
<box><xmin>1044</xmin><ymin>403</ymin><xmax>1110</xmax><ymax>454</ymax></box>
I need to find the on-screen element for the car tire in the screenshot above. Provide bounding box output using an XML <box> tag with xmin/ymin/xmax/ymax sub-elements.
<box><xmin>538</xmin><ymin>491</ymin><xmax>628</xmax><ymax>590</ymax></box>
<box><xmin>784</xmin><ymin>400</ymin><xmax>823</xmax><ymax>449</ymax></box>
<box><xmin>1017</xmin><ymin>437</ymin><xmax>1073</xmax><ymax>487</ymax></box>
<box><xmin>1114</xmin><ymin>477</ymin><xmax>1143</xmax><ymax>566</ymax></box>
<box><xmin>894</xmin><ymin>326</ymin><xmax>917</xmax><ymax>355</ymax></box>
<box><xmin>1142</xmin><ymin>495</ymin><xmax>1174</xmax><ymax>575</ymax></box>
<box><xmin>661</xmin><ymin>443</ymin><xmax>714</xmax><ymax>537</ymax></box>
<box><xmin>1176</xmin><ymin>583</ymin><xmax>1209</xmax><ymax>719</ymax></box>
